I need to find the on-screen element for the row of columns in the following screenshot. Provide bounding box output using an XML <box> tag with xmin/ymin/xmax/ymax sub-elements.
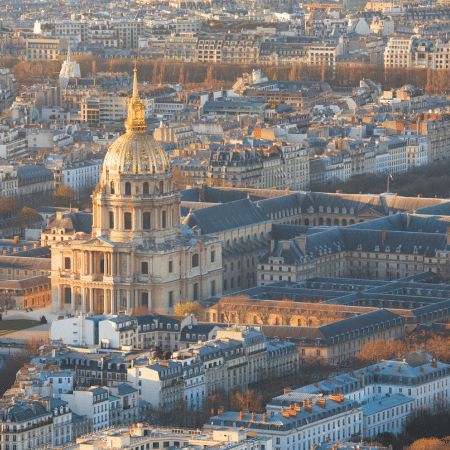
<box><xmin>80</xmin><ymin>251</ymin><xmax>117</xmax><ymax>277</ymax></box>
<box><xmin>57</xmin><ymin>284</ymin><xmax>152</xmax><ymax>314</ymax></box>
<box><xmin>100</xmin><ymin>204</ymin><xmax>178</xmax><ymax>231</ymax></box>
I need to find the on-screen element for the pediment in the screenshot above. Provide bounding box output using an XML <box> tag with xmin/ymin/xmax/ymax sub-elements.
<box><xmin>356</xmin><ymin>208</ymin><xmax>385</xmax><ymax>218</ymax></box>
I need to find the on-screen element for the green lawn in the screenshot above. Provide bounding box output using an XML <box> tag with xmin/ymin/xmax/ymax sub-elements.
<box><xmin>0</xmin><ymin>320</ymin><xmax>40</xmax><ymax>331</ymax></box>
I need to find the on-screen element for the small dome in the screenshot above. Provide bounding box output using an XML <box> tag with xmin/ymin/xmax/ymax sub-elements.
<box><xmin>102</xmin><ymin>66</ymin><xmax>170</xmax><ymax>176</ymax></box>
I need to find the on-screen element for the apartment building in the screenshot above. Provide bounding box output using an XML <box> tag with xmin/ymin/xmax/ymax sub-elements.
<box><xmin>127</xmin><ymin>360</ymin><xmax>184</xmax><ymax>410</ymax></box>
<box><xmin>0</xmin><ymin>399</ymin><xmax>54</xmax><ymax>450</ymax></box>
<box><xmin>362</xmin><ymin>394</ymin><xmax>414</xmax><ymax>439</ymax></box>
<box><xmin>164</xmin><ymin>35</ymin><xmax>198</xmax><ymax>61</ymax></box>
<box><xmin>221</xmin><ymin>34</ymin><xmax>262</xmax><ymax>64</ymax></box>
<box><xmin>197</xmin><ymin>35</ymin><xmax>223</xmax><ymax>62</ymax></box>
<box><xmin>385</xmin><ymin>36</ymin><xmax>450</xmax><ymax>69</ymax></box>
<box><xmin>61</xmin><ymin>160</ymin><xmax>102</xmax><ymax>195</ymax></box>
<box><xmin>26</xmin><ymin>37</ymin><xmax>68</xmax><ymax>61</ymax></box>
<box><xmin>207</xmin><ymin>397</ymin><xmax>363</xmax><ymax>450</ymax></box>
<box><xmin>153</xmin><ymin>123</ymin><xmax>195</xmax><ymax>149</ymax></box>
<box><xmin>0</xmin><ymin>164</ymin><xmax>18</xmax><ymax>197</ymax></box>
<box><xmin>307</xmin><ymin>42</ymin><xmax>342</xmax><ymax>68</ymax></box>
<box><xmin>242</xmin><ymin>81</ymin><xmax>332</xmax><ymax>110</ymax></box>
<box><xmin>35</xmin><ymin>19</ymin><xmax>144</xmax><ymax>48</ymax></box>
<box><xmin>61</xmin><ymin>386</ymin><xmax>110</xmax><ymax>432</ymax></box>
<box><xmin>0</xmin><ymin>129</ymin><xmax>28</xmax><ymax>160</ymax></box>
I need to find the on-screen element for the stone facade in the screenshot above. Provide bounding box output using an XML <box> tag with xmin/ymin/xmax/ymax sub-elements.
<box><xmin>51</xmin><ymin>69</ymin><xmax>222</xmax><ymax>315</ymax></box>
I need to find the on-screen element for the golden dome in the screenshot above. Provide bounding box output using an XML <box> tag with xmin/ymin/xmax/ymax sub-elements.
<box><xmin>103</xmin><ymin>67</ymin><xmax>170</xmax><ymax>175</ymax></box>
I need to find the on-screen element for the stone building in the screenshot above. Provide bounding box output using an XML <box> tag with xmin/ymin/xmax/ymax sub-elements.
<box><xmin>51</xmin><ymin>68</ymin><xmax>222</xmax><ymax>315</ymax></box>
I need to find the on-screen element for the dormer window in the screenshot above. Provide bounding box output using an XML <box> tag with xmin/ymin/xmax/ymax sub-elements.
<box><xmin>167</xmin><ymin>324</ymin><xmax>171</xmax><ymax>330</ymax></box>
<box><xmin>357</xmin><ymin>244</ymin><xmax>362</xmax><ymax>251</ymax></box>
<box><xmin>385</xmin><ymin>246</ymin><xmax>390</xmax><ymax>252</ymax></box>
<box><xmin>375</xmin><ymin>245</ymin><xmax>380</xmax><ymax>251</ymax></box>
<box><xmin>186</xmin><ymin>333</ymin><xmax>190</xmax><ymax>339</ymax></box>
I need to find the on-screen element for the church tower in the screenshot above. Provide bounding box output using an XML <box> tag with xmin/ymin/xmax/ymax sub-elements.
<box><xmin>59</xmin><ymin>40</ymin><xmax>81</xmax><ymax>90</ymax></box>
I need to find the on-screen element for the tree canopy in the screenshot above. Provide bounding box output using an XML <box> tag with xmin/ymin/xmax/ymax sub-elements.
<box><xmin>14</xmin><ymin>207</ymin><xmax>41</xmax><ymax>231</ymax></box>
<box><xmin>54</xmin><ymin>185</ymin><xmax>78</xmax><ymax>208</ymax></box>
<box><xmin>174</xmin><ymin>301</ymin><xmax>205</xmax><ymax>319</ymax></box>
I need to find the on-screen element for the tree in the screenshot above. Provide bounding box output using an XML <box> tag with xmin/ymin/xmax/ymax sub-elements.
<box><xmin>23</xmin><ymin>336</ymin><xmax>45</xmax><ymax>356</ymax></box>
<box><xmin>153</xmin><ymin>346</ymin><xmax>163</xmax><ymax>359</ymax></box>
<box><xmin>357</xmin><ymin>339</ymin><xmax>406</xmax><ymax>364</ymax></box>
<box><xmin>162</xmin><ymin>350</ymin><xmax>172</xmax><ymax>360</ymax></box>
<box><xmin>53</xmin><ymin>185</ymin><xmax>78</xmax><ymax>208</ymax></box>
<box><xmin>406</xmin><ymin>438</ymin><xmax>449</xmax><ymax>450</ymax></box>
<box><xmin>278</xmin><ymin>299</ymin><xmax>297</xmax><ymax>326</ymax></box>
<box><xmin>174</xmin><ymin>301</ymin><xmax>205</xmax><ymax>319</ymax></box>
<box><xmin>0</xmin><ymin>197</ymin><xmax>16</xmax><ymax>220</ymax></box>
<box><xmin>229</xmin><ymin>390</ymin><xmax>264</xmax><ymax>413</ymax></box>
<box><xmin>14</xmin><ymin>207</ymin><xmax>41</xmax><ymax>233</ymax></box>
<box><xmin>40</xmin><ymin>316</ymin><xmax>47</xmax><ymax>324</ymax></box>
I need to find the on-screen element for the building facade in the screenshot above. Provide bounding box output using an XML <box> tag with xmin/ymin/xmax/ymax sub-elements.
<box><xmin>51</xmin><ymin>69</ymin><xmax>223</xmax><ymax>315</ymax></box>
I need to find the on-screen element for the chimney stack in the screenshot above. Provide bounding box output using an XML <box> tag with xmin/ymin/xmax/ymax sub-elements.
<box><xmin>382</xmin><ymin>228</ymin><xmax>386</xmax><ymax>244</ymax></box>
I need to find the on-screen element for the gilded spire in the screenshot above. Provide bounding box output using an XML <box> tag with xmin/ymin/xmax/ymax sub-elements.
<box><xmin>133</xmin><ymin>61</ymin><xmax>138</xmax><ymax>98</ymax></box>
<box><xmin>125</xmin><ymin>64</ymin><xmax>146</xmax><ymax>134</ymax></box>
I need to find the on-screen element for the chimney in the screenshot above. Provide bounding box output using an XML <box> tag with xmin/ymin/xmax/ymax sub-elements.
<box><xmin>262</xmin><ymin>413</ymin><xmax>267</xmax><ymax>422</ymax></box>
<box><xmin>251</xmin><ymin>412</ymin><xmax>255</xmax><ymax>421</ymax></box>
<box><xmin>239</xmin><ymin>411</ymin><xmax>245</xmax><ymax>420</ymax></box>
<box><xmin>407</xmin><ymin>213</ymin><xmax>410</xmax><ymax>228</ymax></box>
<box><xmin>294</xmin><ymin>234</ymin><xmax>307</xmax><ymax>254</ymax></box>
<box><xmin>33</xmin><ymin>243</ymin><xmax>38</xmax><ymax>249</ymax></box>
<box><xmin>13</xmin><ymin>236</ymin><xmax>19</xmax><ymax>244</ymax></box>
<box><xmin>23</xmin><ymin>245</ymin><xmax>27</xmax><ymax>251</ymax></box>
<box><xmin>381</xmin><ymin>228</ymin><xmax>386</xmax><ymax>244</ymax></box>
<box><xmin>282</xmin><ymin>240</ymin><xmax>290</xmax><ymax>250</ymax></box>
<box><xmin>398</xmin><ymin>367</ymin><xmax>401</xmax><ymax>373</ymax></box>
<box><xmin>13</xmin><ymin>248</ymin><xmax>17</xmax><ymax>253</ymax></box>
<box><xmin>447</xmin><ymin>227</ymin><xmax>450</xmax><ymax>246</ymax></box>
<box><xmin>2</xmin><ymin>250</ymin><xmax>6</xmax><ymax>255</ymax></box>
<box><xmin>218</xmin><ymin>406</ymin><xmax>224</xmax><ymax>417</ymax></box>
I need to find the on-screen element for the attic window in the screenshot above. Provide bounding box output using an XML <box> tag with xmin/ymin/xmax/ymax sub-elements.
<box><xmin>396</xmin><ymin>247</ymin><xmax>401</xmax><ymax>253</ymax></box>
<box><xmin>357</xmin><ymin>244</ymin><xmax>362</xmax><ymax>251</ymax></box>
<box><xmin>385</xmin><ymin>246</ymin><xmax>390</xmax><ymax>252</ymax></box>
<box><xmin>375</xmin><ymin>245</ymin><xmax>379</xmax><ymax>251</ymax></box>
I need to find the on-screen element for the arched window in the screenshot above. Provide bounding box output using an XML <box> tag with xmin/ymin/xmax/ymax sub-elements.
<box><xmin>304</xmin><ymin>218</ymin><xmax>310</xmax><ymax>226</ymax></box>
<box><xmin>192</xmin><ymin>253</ymin><xmax>199</xmax><ymax>268</ymax></box>
<box><xmin>193</xmin><ymin>283</ymin><xmax>199</xmax><ymax>301</ymax></box>
<box><xmin>143</xmin><ymin>182</ymin><xmax>149</xmax><ymax>195</ymax></box>
<box><xmin>110</xmin><ymin>181</ymin><xmax>115</xmax><ymax>194</ymax></box>
<box><xmin>125</xmin><ymin>182</ymin><xmax>131</xmax><ymax>195</ymax></box>
<box><xmin>159</xmin><ymin>181</ymin><xmax>164</xmax><ymax>193</ymax></box>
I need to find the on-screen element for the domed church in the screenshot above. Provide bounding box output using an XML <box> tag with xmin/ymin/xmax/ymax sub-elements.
<box><xmin>51</xmin><ymin>69</ymin><xmax>223</xmax><ymax>315</ymax></box>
